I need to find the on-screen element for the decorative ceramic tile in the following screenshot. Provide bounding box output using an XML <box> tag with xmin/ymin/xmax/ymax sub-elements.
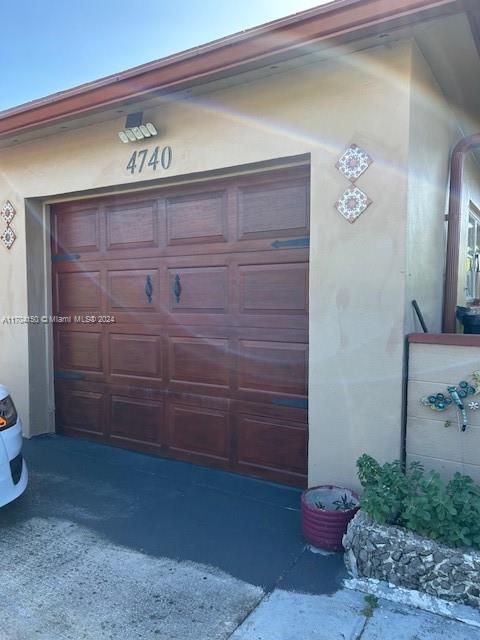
<box><xmin>1</xmin><ymin>226</ymin><xmax>16</xmax><ymax>249</ymax></box>
<box><xmin>336</xmin><ymin>144</ymin><xmax>372</xmax><ymax>182</ymax></box>
<box><xmin>1</xmin><ymin>201</ymin><xmax>15</xmax><ymax>225</ymax></box>
<box><xmin>335</xmin><ymin>187</ymin><xmax>371</xmax><ymax>223</ymax></box>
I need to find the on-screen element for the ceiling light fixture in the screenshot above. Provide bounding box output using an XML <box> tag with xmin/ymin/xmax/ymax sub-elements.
<box><xmin>118</xmin><ymin>111</ymin><xmax>159</xmax><ymax>143</ymax></box>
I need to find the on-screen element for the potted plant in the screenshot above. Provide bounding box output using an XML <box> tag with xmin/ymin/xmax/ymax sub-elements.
<box><xmin>301</xmin><ymin>485</ymin><xmax>359</xmax><ymax>551</ymax></box>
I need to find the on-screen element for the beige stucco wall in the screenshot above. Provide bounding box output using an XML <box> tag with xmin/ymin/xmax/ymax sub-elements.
<box><xmin>404</xmin><ymin>48</ymin><xmax>480</xmax><ymax>483</ymax></box>
<box><xmin>406</xmin><ymin>45</ymin><xmax>480</xmax><ymax>334</ymax></box>
<box><xmin>0</xmin><ymin>40</ymin><xmax>417</xmax><ymax>488</ymax></box>
<box><xmin>0</xmin><ymin>172</ymin><xmax>30</xmax><ymax>435</ymax></box>
<box><xmin>405</xmin><ymin>45</ymin><xmax>458</xmax><ymax>335</ymax></box>
<box><xmin>407</xmin><ymin>341</ymin><xmax>480</xmax><ymax>482</ymax></box>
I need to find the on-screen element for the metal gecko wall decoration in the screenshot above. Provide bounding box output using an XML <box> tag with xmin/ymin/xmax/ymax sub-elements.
<box><xmin>421</xmin><ymin>371</ymin><xmax>480</xmax><ymax>431</ymax></box>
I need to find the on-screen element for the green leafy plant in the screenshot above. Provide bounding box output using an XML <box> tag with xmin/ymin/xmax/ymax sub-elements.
<box><xmin>357</xmin><ymin>454</ymin><xmax>480</xmax><ymax>550</ymax></box>
<box><xmin>314</xmin><ymin>493</ymin><xmax>357</xmax><ymax>511</ymax></box>
<box><xmin>333</xmin><ymin>493</ymin><xmax>357</xmax><ymax>511</ymax></box>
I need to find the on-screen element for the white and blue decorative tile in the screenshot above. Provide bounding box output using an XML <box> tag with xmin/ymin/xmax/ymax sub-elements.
<box><xmin>335</xmin><ymin>186</ymin><xmax>371</xmax><ymax>223</ymax></box>
<box><xmin>1</xmin><ymin>226</ymin><xmax>16</xmax><ymax>250</ymax></box>
<box><xmin>1</xmin><ymin>201</ymin><xmax>15</xmax><ymax>225</ymax></box>
<box><xmin>336</xmin><ymin>144</ymin><xmax>372</xmax><ymax>182</ymax></box>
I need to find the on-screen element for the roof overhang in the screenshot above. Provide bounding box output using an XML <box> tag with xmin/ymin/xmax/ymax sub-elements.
<box><xmin>0</xmin><ymin>0</ymin><xmax>477</xmax><ymax>142</ymax></box>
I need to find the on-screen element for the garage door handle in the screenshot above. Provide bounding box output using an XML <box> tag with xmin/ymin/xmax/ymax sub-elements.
<box><xmin>145</xmin><ymin>275</ymin><xmax>153</xmax><ymax>303</ymax></box>
<box><xmin>173</xmin><ymin>274</ymin><xmax>182</xmax><ymax>303</ymax></box>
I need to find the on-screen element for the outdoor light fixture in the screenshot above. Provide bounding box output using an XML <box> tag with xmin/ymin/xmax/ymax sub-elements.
<box><xmin>118</xmin><ymin>112</ymin><xmax>158</xmax><ymax>143</ymax></box>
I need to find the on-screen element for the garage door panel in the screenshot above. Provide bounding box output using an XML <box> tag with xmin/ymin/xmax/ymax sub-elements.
<box><xmin>107</xmin><ymin>269</ymin><xmax>160</xmax><ymax>311</ymax></box>
<box><xmin>235</xmin><ymin>414</ymin><xmax>307</xmax><ymax>473</ymax></box>
<box><xmin>55</xmin><ymin>271</ymin><xmax>102</xmax><ymax>312</ymax></box>
<box><xmin>110</xmin><ymin>395</ymin><xmax>163</xmax><ymax>444</ymax></box>
<box><xmin>56</xmin><ymin>330</ymin><xmax>103</xmax><ymax>373</ymax></box>
<box><xmin>238</xmin><ymin>179</ymin><xmax>309</xmax><ymax>240</ymax></box>
<box><xmin>56</xmin><ymin>386</ymin><xmax>106</xmax><ymax>436</ymax></box>
<box><xmin>108</xmin><ymin>383</ymin><xmax>165</xmax><ymax>403</ymax></box>
<box><xmin>168</xmin><ymin>267</ymin><xmax>228</xmax><ymax>313</ymax></box>
<box><xmin>169</xmin><ymin>337</ymin><xmax>231</xmax><ymax>390</ymax></box>
<box><xmin>168</xmin><ymin>401</ymin><xmax>230</xmax><ymax>460</ymax></box>
<box><xmin>232</xmin><ymin>325</ymin><xmax>308</xmax><ymax>342</ymax></box>
<box><xmin>231</xmin><ymin>398</ymin><xmax>307</xmax><ymax>424</ymax></box>
<box><xmin>52</xmin><ymin>206</ymin><xmax>101</xmax><ymax>255</ymax></box>
<box><xmin>106</xmin><ymin>201</ymin><xmax>158</xmax><ymax>251</ymax></box>
<box><xmin>239</xmin><ymin>263</ymin><xmax>308</xmax><ymax>314</ymax></box>
<box><xmin>166</xmin><ymin>191</ymin><xmax>227</xmax><ymax>246</ymax></box>
<box><xmin>237</xmin><ymin>340</ymin><xmax>308</xmax><ymax>397</ymax></box>
<box><xmin>109</xmin><ymin>333</ymin><xmax>164</xmax><ymax>382</ymax></box>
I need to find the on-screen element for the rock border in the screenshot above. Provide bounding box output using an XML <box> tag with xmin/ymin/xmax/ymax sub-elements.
<box><xmin>343</xmin><ymin>511</ymin><xmax>480</xmax><ymax>609</ymax></box>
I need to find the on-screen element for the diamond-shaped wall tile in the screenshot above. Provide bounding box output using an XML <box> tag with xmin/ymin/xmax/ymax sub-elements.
<box><xmin>335</xmin><ymin>186</ymin><xmax>371</xmax><ymax>223</ymax></box>
<box><xmin>1</xmin><ymin>201</ymin><xmax>16</xmax><ymax>225</ymax></box>
<box><xmin>1</xmin><ymin>226</ymin><xmax>16</xmax><ymax>249</ymax></box>
<box><xmin>336</xmin><ymin>144</ymin><xmax>372</xmax><ymax>182</ymax></box>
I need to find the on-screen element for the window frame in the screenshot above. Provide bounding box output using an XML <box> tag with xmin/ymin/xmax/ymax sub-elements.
<box><xmin>465</xmin><ymin>202</ymin><xmax>480</xmax><ymax>304</ymax></box>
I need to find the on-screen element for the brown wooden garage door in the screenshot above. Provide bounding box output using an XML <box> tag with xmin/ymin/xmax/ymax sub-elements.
<box><xmin>51</xmin><ymin>166</ymin><xmax>309</xmax><ymax>486</ymax></box>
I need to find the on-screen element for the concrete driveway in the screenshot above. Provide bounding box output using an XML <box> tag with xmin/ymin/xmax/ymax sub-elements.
<box><xmin>0</xmin><ymin>435</ymin><xmax>345</xmax><ymax>639</ymax></box>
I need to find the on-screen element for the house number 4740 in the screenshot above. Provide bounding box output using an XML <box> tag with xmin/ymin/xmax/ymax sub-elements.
<box><xmin>126</xmin><ymin>145</ymin><xmax>172</xmax><ymax>175</ymax></box>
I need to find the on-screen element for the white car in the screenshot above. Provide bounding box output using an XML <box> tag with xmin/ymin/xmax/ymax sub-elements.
<box><xmin>0</xmin><ymin>385</ymin><xmax>28</xmax><ymax>506</ymax></box>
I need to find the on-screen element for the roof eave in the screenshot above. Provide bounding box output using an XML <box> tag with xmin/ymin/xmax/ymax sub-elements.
<box><xmin>0</xmin><ymin>0</ymin><xmax>467</xmax><ymax>138</ymax></box>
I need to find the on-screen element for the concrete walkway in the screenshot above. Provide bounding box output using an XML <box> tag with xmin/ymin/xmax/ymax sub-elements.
<box><xmin>0</xmin><ymin>435</ymin><xmax>477</xmax><ymax>639</ymax></box>
<box><xmin>231</xmin><ymin>587</ymin><xmax>480</xmax><ymax>640</ymax></box>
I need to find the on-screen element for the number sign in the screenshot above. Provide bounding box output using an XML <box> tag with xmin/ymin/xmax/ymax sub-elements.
<box><xmin>126</xmin><ymin>146</ymin><xmax>172</xmax><ymax>175</ymax></box>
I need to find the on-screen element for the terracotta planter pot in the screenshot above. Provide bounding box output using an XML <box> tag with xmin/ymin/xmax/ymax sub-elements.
<box><xmin>301</xmin><ymin>485</ymin><xmax>359</xmax><ymax>551</ymax></box>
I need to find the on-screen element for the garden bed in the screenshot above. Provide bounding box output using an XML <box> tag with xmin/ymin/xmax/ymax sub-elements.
<box><xmin>343</xmin><ymin>511</ymin><xmax>480</xmax><ymax>609</ymax></box>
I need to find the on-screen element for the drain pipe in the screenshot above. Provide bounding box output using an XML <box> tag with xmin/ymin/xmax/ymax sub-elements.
<box><xmin>443</xmin><ymin>133</ymin><xmax>480</xmax><ymax>333</ymax></box>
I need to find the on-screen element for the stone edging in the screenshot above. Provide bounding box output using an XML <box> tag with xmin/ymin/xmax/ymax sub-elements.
<box><xmin>343</xmin><ymin>511</ymin><xmax>480</xmax><ymax>609</ymax></box>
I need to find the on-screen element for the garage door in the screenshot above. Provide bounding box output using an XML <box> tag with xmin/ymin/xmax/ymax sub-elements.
<box><xmin>51</xmin><ymin>166</ymin><xmax>309</xmax><ymax>486</ymax></box>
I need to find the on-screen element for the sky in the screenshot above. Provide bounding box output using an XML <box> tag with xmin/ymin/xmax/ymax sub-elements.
<box><xmin>0</xmin><ymin>0</ymin><xmax>331</xmax><ymax>111</ymax></box>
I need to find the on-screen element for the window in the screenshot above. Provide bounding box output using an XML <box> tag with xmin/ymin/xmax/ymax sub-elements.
<box><xmin>466</xmin><ymin>205</ymin><xmax>480</xmax><ymax>301</ymax></box>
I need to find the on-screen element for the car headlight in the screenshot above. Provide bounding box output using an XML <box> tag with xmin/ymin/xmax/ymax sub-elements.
<box><xmin>0</xmin><ymin>395</ymin><xmax>17</xmax><ymax>430</ymax></box>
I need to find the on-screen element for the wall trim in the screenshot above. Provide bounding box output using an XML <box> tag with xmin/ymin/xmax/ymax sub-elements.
<box><xmin>409</xmin><ymin>332</ymin><xmax>480</xmax><ymax>346</ymax></box>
